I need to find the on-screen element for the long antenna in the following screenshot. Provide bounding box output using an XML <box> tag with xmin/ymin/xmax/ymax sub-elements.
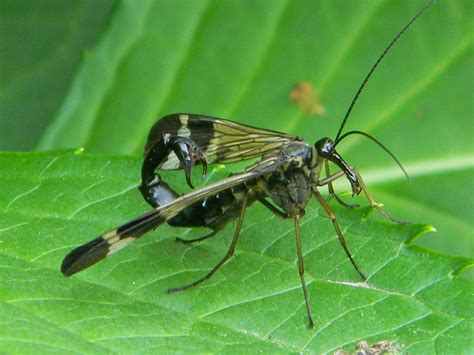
<box><xmin>334</xmin><ymin>0</ymin><xmax>435</xmax><ymax>142</ymax></box>
<box><xmin>335</xmin><ymin>130</ymin><xmax>410</xmax><ymax>180</ymax></box>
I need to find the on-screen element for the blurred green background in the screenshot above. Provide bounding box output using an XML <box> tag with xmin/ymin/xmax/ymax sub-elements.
<box><xmin>1</xmin><ymin>0</ymin><xmax>472</xmax><ymax>260</ymax></box>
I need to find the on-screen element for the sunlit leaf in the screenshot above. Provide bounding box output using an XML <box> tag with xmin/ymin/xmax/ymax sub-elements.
<box><xmin>0</xmin><ymin>151</ymin><xmax>471</xmax><ymax>352</ymax></box>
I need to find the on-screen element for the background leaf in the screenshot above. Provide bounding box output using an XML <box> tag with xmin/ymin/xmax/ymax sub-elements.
<box><xmin>0</xmin><ymin>0</ymin><xmax>115</xmax><ymax>150</ymax></box>
<box><xmin>0</xmin><ymin>151</ymin><xmax>472</xmax><ymax>353</ymax></box>
<box><xmin>33</xmin><ymin>0</ymin><xmax>473</xmax><ymax>258</ymax></box>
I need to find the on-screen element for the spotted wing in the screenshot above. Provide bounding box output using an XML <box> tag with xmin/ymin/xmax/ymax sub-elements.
<box><xmin>144</xmin><ymin>114</ymin><xmax>298</xmax><ymax>170</ymax></box>
<box><xmin>61</xmin><ymin>154</ymin><xmax>293</xmax><ymax>276</ymax></box>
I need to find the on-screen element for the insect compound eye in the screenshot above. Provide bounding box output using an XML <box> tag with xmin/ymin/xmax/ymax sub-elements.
<box><xmin>314</xmin><ymin>137</ymin><xmax>335</xmax><ymax>158</ymax></box>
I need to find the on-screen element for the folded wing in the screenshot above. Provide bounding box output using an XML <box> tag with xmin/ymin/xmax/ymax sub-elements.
<box><xmin>144</xmin><ymin>114</ymin><xmax>298</xmax><ymax>170</ymax></box>
<box><xmin>61</xmin><ymin>154</ymin><xmax>292</xmax><ymax>276</ymax></box>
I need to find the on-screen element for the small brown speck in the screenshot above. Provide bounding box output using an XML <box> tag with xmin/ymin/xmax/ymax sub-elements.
<box><xmin>289</xmin><ymin>81</ymin><xmax>326</xmax><ymax>116</ymax></box>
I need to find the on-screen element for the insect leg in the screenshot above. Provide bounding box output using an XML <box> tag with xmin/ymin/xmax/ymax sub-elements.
<box><xmin>352</xmin><ymin>167</ymin><xmax>408</xmax><ymax>224</ymax></box>
<box><xmin>318</xmin><ymin>165</ymin><xmax>405</xmax><ymax>223</ymax></box>
<box><xmin>313</xmin><ymin>190</ymin><xmax>366</xmax><ymax>281</ymax></box>
<box><xmin>316</xmin><ymin>169</ymin><xmax>346</xmax><ymax>186</ymax></box>
<box><xmin>175</xmin><ymin>230</ymin><xmax>218</xmax><ymax>244</ymax></box>
<box><xmin>324</xmin><ymin>160</ymin><xmax>359</xmax><ymax>209</ymax></box>
<box><xmin>168</xmin><ymin>191</ymin><xmax>248</xmax><ymax>293</ymax></box>
<box><xmin>294</xmin><ymin>214</ymin><xmax>315</xmax><ymax>329</ymax></box>
<box><xmin>255</xmin><ymin>195</ymin><xmax>288</xmax><ymax>219</ymax></box>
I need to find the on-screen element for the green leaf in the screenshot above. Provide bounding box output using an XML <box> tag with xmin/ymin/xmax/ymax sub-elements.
<box><xmin>3</xmin><ymin>0</ymin><xmax>472</xmax><ymax>350</ymax></box>
<box><xmin>0</xmin><ymin>151</ymin><xmax>472</xmax><ymax>353</ymax></box>
<box><xmin>36</xmin><ymin>0</ymin><xmax>473</xmax><ymax>259</ymax></box>
<box><xmin>0</xmin><ymin>0</ymin><xmax>115</xmax><ymax>150</ymax></box>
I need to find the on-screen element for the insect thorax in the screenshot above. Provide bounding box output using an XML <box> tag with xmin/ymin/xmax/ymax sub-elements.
<box><xmin>256</xmin><ymin>142</ymin><xmax>321</xmax><ymax>218</ymax></box>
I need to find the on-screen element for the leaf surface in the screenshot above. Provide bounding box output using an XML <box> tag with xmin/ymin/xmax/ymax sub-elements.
<box><xmin>0</xmin><ymin>151</ymin><xmax>471</xmax><ymax>353</ymax></box>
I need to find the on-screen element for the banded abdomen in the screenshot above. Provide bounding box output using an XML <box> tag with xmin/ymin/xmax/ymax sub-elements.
<box><xmin>168</xmin><ymin>184</ymin><xmax>255</xmax><ymax>231</ymax></box>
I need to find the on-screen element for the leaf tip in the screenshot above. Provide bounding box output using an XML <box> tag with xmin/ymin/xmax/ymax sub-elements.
<box><xmin>425</xmin><ymin>224</ymin><xmax>437</xmax><ymax>233</ymax></box>
<box><xmin>404</xmin><ymin>223</ymin><xmax>436</xmax><ymax>245</ymax></box>
<box><xmin>450</xmin><ymin>258</ymin><xmax>474</xmax><ymax>278</ymax></box>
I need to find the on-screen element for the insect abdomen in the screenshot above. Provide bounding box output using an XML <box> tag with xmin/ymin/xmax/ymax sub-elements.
<box><xmin>168</xmin><ymin>185</ymin><xmax>253</xmax><ymax>230</ymax></box>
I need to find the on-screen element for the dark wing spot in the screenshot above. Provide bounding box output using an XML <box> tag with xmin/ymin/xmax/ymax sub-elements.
<box><xmin>61</xmin><ymin>236</ymin><xmax>109</xmax><ymax>276</ymax></box>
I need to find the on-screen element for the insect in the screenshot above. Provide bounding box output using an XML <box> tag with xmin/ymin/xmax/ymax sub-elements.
<box><xmin>61</xmin><ymin>1</ymin><xmax>434</xmax><ymax>328</ymax></box>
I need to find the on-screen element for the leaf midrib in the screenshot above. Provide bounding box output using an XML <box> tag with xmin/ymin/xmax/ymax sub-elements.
<box><xmin>334</xmin><ymin>154</ymin><xmax>474</xmax><ymax>187</ymax></box>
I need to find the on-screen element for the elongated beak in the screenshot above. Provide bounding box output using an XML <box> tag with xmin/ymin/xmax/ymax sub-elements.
<box><xmin>328</xmin><ymin>151</ymin><xmax>361</xmax><ymax>195</ymax></box>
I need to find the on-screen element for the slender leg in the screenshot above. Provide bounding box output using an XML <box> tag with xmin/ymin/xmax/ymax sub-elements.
<box><xmin>318</xmin><ymin>164</ymin><xmax>407</xmax><ymax>225</ymax></box>
<box><xmin>168</xmin><ymin>192</ymin><xmax>248</xmax><ymax>293</ymax></box>
<box><xmin>317</xmin><ymin>169</ymin><xmax>346</xmax><ymax>186</ymax></box>
<box><xmin>325</xmin><ymin>160</ymin><xmax>359</xmax><ymax>209</ymax></box>
<box><xmin>175</xmin><ymin>230</ymin><xmax>217</xmax><ymax>244</ymax></box>
<box><xmin>352</xmin><ymin>167</ymin><xmax>408</xmax><ymax>224</ymax></box>
<box><xmin>314</xmin><ymin>190</ymin><xmax>366</xmax><ymax>281</ymax></box>
<box><xmin>256</xmin><ymin>195</ymin><xmax>288</xmax><ymax>219</ymax></box>
<box><xmin>294</xmin><ymin>215</ymin><xmax>315</xmax><ymax>329</ymax></box>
